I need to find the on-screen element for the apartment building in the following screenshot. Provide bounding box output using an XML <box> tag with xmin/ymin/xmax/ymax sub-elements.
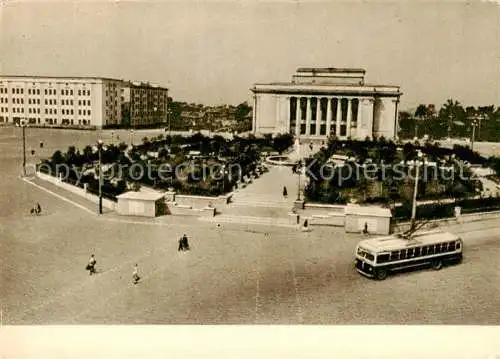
<box><xmin>121</xmin><ymin>81</ymin><xmax>169</xmax><ymax>127</ymax></box>
<box><xmin>0</xmin><ymin>76</ymin><xmax>168</xmax><ymax>128</ymax></box>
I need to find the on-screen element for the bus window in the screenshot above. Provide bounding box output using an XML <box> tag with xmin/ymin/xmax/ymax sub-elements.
<box><xmin>428</xmin><ymin>245</ymin><xmax>435</xmax><ymax>255</ymax></box>
<box><xmin>442</xmin><ymin>243</ymin><xmax>449</xmax><ymax>252</ymax></box>
<box><xmin>390</xmin><ymin>251</ymin><xmax>399</xmax><ymax>261</ymax></box>
<box><xmin>448</xmin><ymin>242</ymin><xmax>456</xmax><ymax>251</ymax></box>
<box><xmin>407</xmin><ymin>248</ymin><xmax>414</xmax><ymax>258</ymax></box>
<box><xmin>400</xmin><ymin>249</ymin><xmax>407</xmax><ymax>260</ymax></box>
<box><xmin>377</xmin><ymin>254</ymin><xmax>390</xmax><ymax>263</ymax></box>
<box><xmin>456</xmin><ymin>241</ymin><xmax>461</xmax><ymax>250</ymax></box>
<box><xmin>435</xmin><ymin>244</ymin><xmax>442</xmax><ymax>254</ymax></box>
<box><xmin>414</xmin><ymin>247</ymin><xmax>421</xmax><ymax>257</ymax></box>
<box><xmin>421</xmin><ymin>246</ymin><xmax>428</xmax><ymax>256</ymax></box>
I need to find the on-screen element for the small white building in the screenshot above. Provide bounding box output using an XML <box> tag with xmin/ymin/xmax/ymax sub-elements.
<box><xmin>116</xmin><ymin>191</ymin><xmax>165</xmax><ymax>217</ymax></box>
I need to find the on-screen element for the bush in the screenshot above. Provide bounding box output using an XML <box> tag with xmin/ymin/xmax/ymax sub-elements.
<box><xmin>394</xmin><ymin>197</ymin><xmax>500</xmax><ymax>221</ymax></box>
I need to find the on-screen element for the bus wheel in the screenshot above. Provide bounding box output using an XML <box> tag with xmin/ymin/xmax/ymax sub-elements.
<box><xmin>375</xmin><ymin>269</ymin><xmax>388</xmax><ymax>280</ymax></box>
<box><xmin>432</xmin><ymin>260</ymin><xmax>443</xmax><ymax>270</ymax></box>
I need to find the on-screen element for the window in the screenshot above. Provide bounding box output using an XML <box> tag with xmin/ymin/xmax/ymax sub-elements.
<box><xmin>78</xmin><ymin>90</ymin><xmax>81</xmax><ymax>96</ymax></box>
<box><xmin>390</xmin><ymin>251</ymin><xmax>399</xmax><ymax>261</ymax></box>
<box><xmin>441</xmin><ymin>243</ymin><xmax>448</xmax><ymax>252</ymax></box>
<box><xmin>421</xmin><ymin>246</ymin><xmax>428</xmax><ymax>256</ymax></box>
<box><xmin>428</xmin><ymin>245</ymin><xmax>435</xmax><ymax>255</ymax></box>
<box><xmin>407</xmin><ymin>248</ymin><xmax>415</xmax><ymax>258</ymax></box>
<box><xmin>399</xmin><ymin>250</ymin><xmax>407</xmax><ymax>260</ymax></box>
<box><xmin>456</xmin><ymin>241</ymin><xmax>461</xmax><ymax>250</ymax></box>
<box><xmin>377</xmin><ymin>254</ymin><xmax>390</xmax><ymax>264</ymax></box>
<box><xmin>87</xmin><ymin>100</ymin><xmax>90</xmax><ymax>106</ymax></box>
<box><xmin>37</xmin><ymin>89</ymin><xmax>40</xmax><ymax>95</ymax></box>
<box><xmin>87</xmin><ymin>90</ymin><xmax>90</xmax><ymax>96</ymax></box>
<box><xmin>448</xmin><ymin>242</ymin><xmax>456</xmax><ymax>251</ymax></box>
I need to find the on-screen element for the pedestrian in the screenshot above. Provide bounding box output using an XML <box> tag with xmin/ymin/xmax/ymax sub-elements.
<box><xmin>363</xmin><ymin>222</ymin><xmax>369</xmax><ymax>235</ymax></box>
<box><xmin>86</xmin><ymin>254</ymin><xmax>97</xmax><ymax>275</ymax></box>
<box><xmin>182</xmin><ymin>234</ymin><xmax>190</xmax><ymax>251</ymax></box>
<box><xmin>35</xmin><ymin>202</ymin><xmax>41</xmax><ymax>214</ymax></box>
<box><xmin>283</xmin><ymin>186</ymin><xmax>288</xmax><ymax>198</ymax></box>
<box><xmin>39</xmin><ymin>141</ymin><xmax>44</xmax><ymax>148</ymax></box>
<box><xmin>132</xmin><ymin>264</ymin><xmax>140</xmax><ymax>284</ymax></box>
<box><xmin>178</xmin><ymin>237</ymin><xmax>183</xmax><ymax>251</ymax></box>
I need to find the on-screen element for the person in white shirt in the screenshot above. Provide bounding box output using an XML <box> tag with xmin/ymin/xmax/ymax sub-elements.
<box><xmin>132</xmin><ymin>264</ymin><xmax>140</xmax><ymax>284</ymax></box>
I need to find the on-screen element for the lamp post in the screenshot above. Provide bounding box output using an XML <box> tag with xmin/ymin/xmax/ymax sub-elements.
<box><xmin>97</xmin><ymin>139</ymin><xmax>103</xmax><ymax>214</ymax></box>
<box><xmin>297</xmin><ymin>160</ymin><xmax>303</xmax><ymax>201</ymax></box>
<box><xmin>410</xmin><ymin>150</ymin><xmax>424</xmax><ymax>230</ymax></box>
<box><xmin>129</xmin><ymin>129</ymin><xmax>134</xmax><ymax>146</ymax></box>
<box><xmin>471</xmin><ymin>118</ymin><xmax>478</xmax><ymax>152</ymax></box>
<box><xmin>20</xmin><ymin>119</ymin><xmax>27</xmax><ymax>176</ymax></box>
<box><xmin>167</xmin><ymin>109</ymin><xmax>172</xmax><ymax>136</ymax></box>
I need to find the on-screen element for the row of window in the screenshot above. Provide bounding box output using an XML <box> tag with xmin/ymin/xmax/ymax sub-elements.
<box><xmin>0</xmin><ymin>88</ymin><xmax>92</xmax><ymax>96</ymax></box>
<box><xmin>377</xmin><ymin>241</ymin><xmax>461</xmax><ymax>263</ymax></box>
<box><xmin>0</xmin><ymin>98</ymin><xmax>93</xmax><ymax>106</ymax></box>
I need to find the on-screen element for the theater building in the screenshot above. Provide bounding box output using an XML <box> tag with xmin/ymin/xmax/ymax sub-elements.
<box><xmin>251</xmin><ymin>68</ymin><xmax>402</xmax><ymax>140</ymax></box>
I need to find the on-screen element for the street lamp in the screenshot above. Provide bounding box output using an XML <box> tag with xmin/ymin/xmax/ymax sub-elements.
<box><xmin>167</xmin><ymin>109</ymin><xmax>172</xmax><ymax>136</ymax></box>
<box><xmin>297</xmin><ymin>160</ymin><xmax>303</xmax><ymax>201</ymax></box>
<box><xmin>129</xmin><ymin>129</ymin><xmax>134</xmax><ymax>146</ymax></box>
<box><xmin>97</xmin><ymin>139</ymin><xmax>103</xmax><ymax>214</ymax></box>
<box><xmin>471</xmin><ymin>118</ymin><xmax>478</xmax><ymax>152</ymax></box>
<box><xmin>410</xmin><ymin>150</ymin><xmax>424</xmax><ymax>230</ymax></box>
<box><xmin>20</xmin><ymin>119</ymin><xmax>27</xmax><ymax>176</ymax></box>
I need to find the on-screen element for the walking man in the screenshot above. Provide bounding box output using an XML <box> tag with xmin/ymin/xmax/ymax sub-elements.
<box><xmin>132</xmin><ymin>264</ymin><xmax>140</xmax><ymax>284</ymax></box>
<box><xmin>283</xmin><ymin>186</ymin><xmax>288</xmax><ymax>198</ymax></box>
<box><xmin>86</xmin><ymin>254</ymin><xmax>97</xmax><ymax>275</ymax></box>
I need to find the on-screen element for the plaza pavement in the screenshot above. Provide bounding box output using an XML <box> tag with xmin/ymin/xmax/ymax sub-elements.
<box><xmin>2</xmin><ymin>127</ymin><xmax>500</xmax><ymax>324</ymax></box>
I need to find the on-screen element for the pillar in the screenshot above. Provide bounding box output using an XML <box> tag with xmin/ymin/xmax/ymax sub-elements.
<box><xmin>252</xmin><ymin>95</ymin><xmax>257</xmax><ymax>133</ymax></box>
<box><xmin>295</xmin><ymin>97</ymin><xmax>300</xmax><ymax>136</ymax></box>
<box><xmin>336</xmin><ymin>97</ymin><xmax>341</xmax><ymax>136</ymax></box>
<box><xmin>326</xmin><ymin>97</ymin><xmax>332</xmax><ymax>136</ymax></box>
<box><xmin>315</xmin><ymin>98</ymin><xmax>321</xmax><ymax>136</ymax></box>
<box><xmin>346</xmin><ymin>98</ymin><xmax>352</xmax><ymax>138</ymax></box>
<box><xmin>305</xmin><ymin>97</ymin><xmax>311</xmax><ymax>135</ymax></box>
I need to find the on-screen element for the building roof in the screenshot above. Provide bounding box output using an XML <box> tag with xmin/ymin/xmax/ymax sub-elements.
<box><xmin>0</xmin><ymin>75</ymin><xmax>124</xmax><ymax>82</ymax></box>
<box><xmin>116</xmin><ymin>191</ymin><xmax>165</xmax><ymax>201</ymax></box>
<box><xmin>345</xmin><ymin>204</ymin><xmax>392</xmax><ymax>217</ymax></box>
<box><xmin>251</xmin><ymin>82</ymin><xmax>402</xmax><ymax>96</ymax></box>
<box><xmin>357</xmin><ymin>230</ymin><xmax>460</xmax><ymax>253</ymax></box>
<box><xmin>296</xmin><ymin>67</ymin><xmax>366</xmax><ymax>74</ymax></box>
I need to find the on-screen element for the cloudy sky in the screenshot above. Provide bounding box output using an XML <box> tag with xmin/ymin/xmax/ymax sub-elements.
<box><xmin>1</xmin><ymin>0</ymin><xmax>499</xmax><ymax>110</ymax></box>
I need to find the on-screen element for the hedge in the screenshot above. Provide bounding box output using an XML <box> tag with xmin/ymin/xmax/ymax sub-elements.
<box><xmin>394</xmin><ymin>197</ymin><xmax>500</xmax><ymax>221</ymax></box>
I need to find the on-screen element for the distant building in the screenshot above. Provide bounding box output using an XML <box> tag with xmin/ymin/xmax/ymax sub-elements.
<box><xmin>121</xmin><ymin>81</ymin><xmax>169</xmax><ymax>128</ymax></box>
<box><xmin>251</xmin><ymin>68</ymin><xmax>402</xmax><ymax>140</ymax></box>
<box><xmin>0</xmin><ymin>75</ymin><xmax>168</xmax><ymax>128</ymax></box>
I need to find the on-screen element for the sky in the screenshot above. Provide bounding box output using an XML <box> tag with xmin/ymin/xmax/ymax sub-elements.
<box><xmin>1</xmin><ymin>0</ymin><xmax>499</xmax><ymax>111</ymax></box>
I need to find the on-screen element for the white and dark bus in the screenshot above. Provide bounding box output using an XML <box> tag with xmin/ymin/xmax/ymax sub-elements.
<box><xmin>355</xmin><ymin>230</ymin><xmax>463</xmax><ymax>280</ymax></box>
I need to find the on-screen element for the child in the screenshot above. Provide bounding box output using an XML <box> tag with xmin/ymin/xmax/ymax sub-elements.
<box><xmin>132</xmin><ymin>264</ymin><xmax>140</xmax><ymax>284</ymax></box>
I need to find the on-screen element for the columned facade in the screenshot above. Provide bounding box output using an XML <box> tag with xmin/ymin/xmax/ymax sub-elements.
<box><xmin>251</xmin><ymin>68</ymin><xmax>402</xmax><ymax>140</ymax></box>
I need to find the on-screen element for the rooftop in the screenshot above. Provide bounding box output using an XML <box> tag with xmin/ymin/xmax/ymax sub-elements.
<box><xmin>296</xmin><ymin>67</ymin><xmax>366</xmax><ymax>74</ymax></box>
<box><xmin>358</xmin><ymin>230</ymin><xmax>460</xmax><ymax>253</ymax></box>
<box><xmin>116</xmin><ymin>191</ymin><xmax>165</xmax><ymax>201</ymax></box>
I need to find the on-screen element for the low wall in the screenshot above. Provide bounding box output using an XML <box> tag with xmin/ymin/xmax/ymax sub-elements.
<box><xmin>166</xmin><ymin>203</ymin><xmax>216</xmax><ymax>217</ymax></box>
<box><xmin>169</xmin><ymin>192</ymin><xmax>233</xmax><ymax>209</ymax></box>
<box><xmin>309</xmin><ymin>213</ymin><xmax>345</xmax><ymax>226</ymax></box>
<box><xmin>35</xmin><ymin>171</ymin><xmax>117</xmax><ymax>210</ymax></box>
<box><xmin>395</xmin><ymin>209</ymin><xmax>500</xmax><ymax>232</ymax></box>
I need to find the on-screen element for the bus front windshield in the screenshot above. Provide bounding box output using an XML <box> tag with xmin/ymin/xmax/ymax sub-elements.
<box><xmin>357</xmin><ymin>247</ymin><xmax>375</xmax><ymax>261</ymax></box>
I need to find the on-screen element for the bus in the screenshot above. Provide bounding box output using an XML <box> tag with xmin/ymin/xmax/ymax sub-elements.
<box><xmin>355</xmin><ymin>230</ymin><xmax>463</xmax><ymax>280</ymax></box>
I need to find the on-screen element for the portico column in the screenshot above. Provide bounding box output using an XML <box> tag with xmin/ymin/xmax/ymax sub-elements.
<box><xmin>295</xmin><ymin>97</ymin><xmax>300</xmax><ymax>136</ymax></box>
<box><xmin>326</xmin><ymin>98</ymin><xmax>332</xmax><ymax>136</ymax></box>
<box><xmin>346</xmin><ymin>98</ymin><xmax>352</xmax><ymax>138</ymax></box>
<box><xmin>315</xmin><ymin>98</ymin><xmax>321</xmax><ymax>136</ymax></box>
<box><xmin>305</xmin><ymin>97</ymin><xmax>311</xmax><ymax>135</ymax></box>
<box><xmin>335</xmin><ymin>97</ymin><xmax>341</xmax><ymax>136</ymax></box>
